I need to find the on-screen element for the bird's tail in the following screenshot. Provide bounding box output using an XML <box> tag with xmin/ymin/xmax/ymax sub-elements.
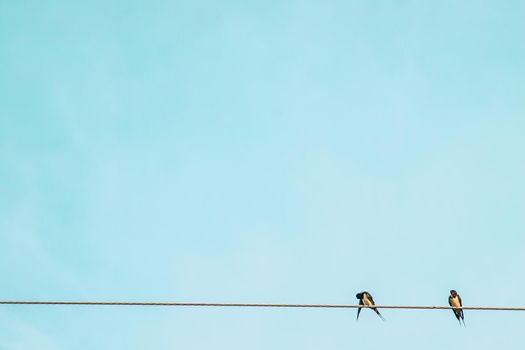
<box><xmin>373</xmin><ymin>308</ymin><xmax>386</xmax><ymax>321</ymax></box>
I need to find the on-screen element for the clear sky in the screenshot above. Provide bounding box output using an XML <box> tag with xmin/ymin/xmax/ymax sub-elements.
<box><xmin>1</xmin><ymin>0</ymin><xmax>524</xmax><ymax>349</ymax></box>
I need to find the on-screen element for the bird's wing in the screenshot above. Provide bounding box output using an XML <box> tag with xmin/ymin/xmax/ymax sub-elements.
<box><xmin>448</xmin><ymin>296</ymin><xmax>453</xmax><ymax>306</ymax></box>
<box><xmin>458</xmin><ymin>295</ymin><xmax>465</xmax><ymax>323</ymax></box>
<box><xmin>367</xmin><ymin>293</ymin><xmax>376</xmax><ymax>306</ymax></box>
<box><xmin>357</xmin><ymin>299</ymin><xmax>363</xmax><ymax>320</ymax></box>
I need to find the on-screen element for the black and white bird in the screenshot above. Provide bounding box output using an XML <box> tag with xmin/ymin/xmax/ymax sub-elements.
<box><xmin>356</xmin><ymin>291</ymin><xmax>385</xmax><ymax>321</ymax></box>
<box><xmin>448</xmin><ymin>290</ymin><xmax>465</xmax><ymax>326</ymax></box>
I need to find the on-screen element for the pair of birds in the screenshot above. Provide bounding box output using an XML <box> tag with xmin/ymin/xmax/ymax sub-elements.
<box><xmin>356</xmin><ymin>290</ymin><xmax>466</xmax><ymax>326</ymax></box>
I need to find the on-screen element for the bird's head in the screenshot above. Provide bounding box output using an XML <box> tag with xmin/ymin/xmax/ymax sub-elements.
<box><xmin>450</xmin><ymin>290</ymin><xmax>457</xmax><ymax>297</ymax></box>
<box><xmin>356</xmin><ymin>292</ymin><xmax>363</xmax><ymax>300</ymax></box>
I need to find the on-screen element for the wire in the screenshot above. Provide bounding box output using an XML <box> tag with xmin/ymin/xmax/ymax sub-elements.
<box><xmin>0</xmin><ymin>301</ymin><xmax>524</xmax><ymax>311</ymax></box>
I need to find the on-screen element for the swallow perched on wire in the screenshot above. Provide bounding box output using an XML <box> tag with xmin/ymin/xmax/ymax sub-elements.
<box><xmin>356</xmin><ymin>291</ymin><xmax>385</xmax><ymax>321</ymax></box>
<box><xmin>448</xmin><ymin>290</ymin><xmax>465</xmax><ymax>326</ymax></box>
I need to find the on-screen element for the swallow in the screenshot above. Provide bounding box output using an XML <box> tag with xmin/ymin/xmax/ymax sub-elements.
<box><xmin>356</xmin><ymin>291</ymin><xmax>385</xmax><ymax>321</ymax></box>
<box><xmin>448</xmin><ymin>289</ymin><xmax>465</xmax><ymax>326</ymax></box>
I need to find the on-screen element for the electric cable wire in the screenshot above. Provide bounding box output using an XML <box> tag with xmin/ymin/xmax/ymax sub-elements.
<box><xmin>0</xmin><ymin>301</ymin><xmax>524</xmax><ymax>311</ymax></box>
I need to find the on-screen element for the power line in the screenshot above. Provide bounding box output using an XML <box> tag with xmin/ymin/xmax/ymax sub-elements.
<box><xmin>0</xmin><ymin>301</ymin><xmax>524</xmax><ymax>311</ymax></box>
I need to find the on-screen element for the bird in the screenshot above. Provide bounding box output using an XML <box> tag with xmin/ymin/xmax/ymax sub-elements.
<box><xmin>448</xmin><ymin>290</ymin><xmax>465</xmax><ymax>326</ymax></box>
<box><xmin>356</xmin><ymin>291</ymin><xmax>385</xmax><ymax>321</ymax></box>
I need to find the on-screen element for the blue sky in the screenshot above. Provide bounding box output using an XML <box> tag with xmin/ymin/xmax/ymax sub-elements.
<box><xmin>1</xmin><ymin>0</ymin><xmax>524</xmax><ymax>349</ymax></box>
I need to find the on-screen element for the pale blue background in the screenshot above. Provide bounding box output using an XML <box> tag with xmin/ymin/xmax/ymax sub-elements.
<box><xmin>1</xmin><ymin>1</ymin><xmax>524</xmax><ymax>349</ymax></box>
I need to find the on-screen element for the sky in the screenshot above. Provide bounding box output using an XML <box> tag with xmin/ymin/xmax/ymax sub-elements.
<box><xmin>0</xmin><ymin>0</ymin><xmax>524</xmax><ymax>349</ymax></box>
